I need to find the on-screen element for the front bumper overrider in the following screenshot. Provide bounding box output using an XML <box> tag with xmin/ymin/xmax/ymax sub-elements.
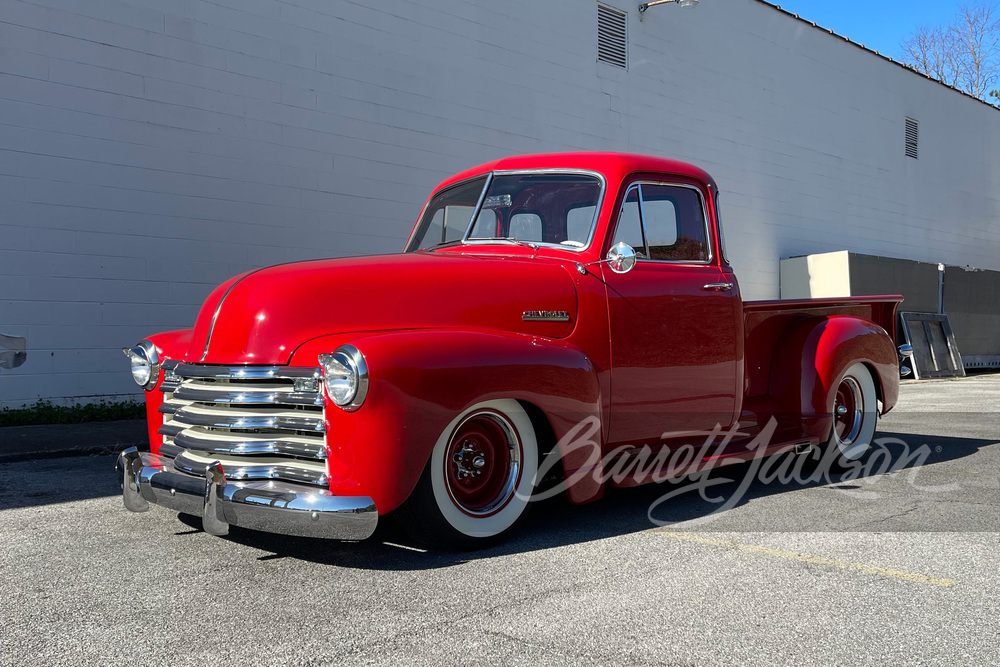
<box><xmin>116</xmin><ymin>447</ymin><xmax>378</xmax><ymax>540</ymax></box>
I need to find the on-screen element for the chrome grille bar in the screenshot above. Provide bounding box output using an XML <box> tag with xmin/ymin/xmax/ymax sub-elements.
<box><xmin>158</xmin><ymin>422</ymin><xmax>185</xmax><ymax>437</ymax></box>
<box><xmin>170</xmin><ymin>404</ymin><xmax>326</xmax><ymax>432</ymax></box>
<box><xmin>172</xmin><ymin>380</ymin><xmax>324</xmax><ymax>407</ymax></box>
<box><xmin>173</xmin><ymin>451</ymin><xmax>328</xmax><ymax>487</ymax></box>
<box><xmin>174</xmin><ymin>364</ymin><xmax>320</xmax><ymax>380</ymax></box>
<box><xmin>173</xmin><ymin>427</ymin><xmax>327</xmax><ymax>460</ymax></box>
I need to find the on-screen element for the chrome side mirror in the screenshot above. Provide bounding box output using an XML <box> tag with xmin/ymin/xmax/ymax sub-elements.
<box><xmin>575</xmin><ymin>242</ymin><xmax>638</xmax><ymax>276</ymax></box>
<box><xmin>606</xmin><ymin>242</ymin><xmax>637</xmax><ymax>274</ymax></box>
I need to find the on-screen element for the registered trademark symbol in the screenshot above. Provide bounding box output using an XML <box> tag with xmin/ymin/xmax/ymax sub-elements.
<box><xmin>935</xmin><ymin>446</ymin><xmax>942</xmax><ymax>453</ymax></box>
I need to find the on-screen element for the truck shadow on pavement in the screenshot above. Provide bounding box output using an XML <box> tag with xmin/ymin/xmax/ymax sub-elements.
<box><xmin>173</xmin><ymin>429</ymin><xmax>998</xmax><ymax>569</ymax></box>
<box><xmin>0</xmin><ymin>453</ymin><xmax>121</xmax><ymax>511</ymax></box>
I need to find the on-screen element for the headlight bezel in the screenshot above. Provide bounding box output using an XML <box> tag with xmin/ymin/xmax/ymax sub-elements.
<box><xmin>122</xmin><ymin>339</ymin><xmax>160</xmax><ymax>391</ymax></box>
<box><xmin>318</xmin><ymin>344</ymin><xmax>369</xmax><ymax>411</ymax></box>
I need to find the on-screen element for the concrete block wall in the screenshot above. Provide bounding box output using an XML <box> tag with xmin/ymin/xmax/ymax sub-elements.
<box><xmin>1</xmin><ymin>0</ymin><xmax>998</xmax><ymax>407</ymax></box>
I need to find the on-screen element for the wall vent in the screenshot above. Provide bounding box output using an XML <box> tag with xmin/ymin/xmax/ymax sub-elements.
<box><xmin>598</xmin><ymin>4</ymin><xmax>628</xmax><ymax>68</ymax></box>
<box><xmin>905</xmin><ymin>117</ymin><xmax>919</xmax><ymax>159</ymax></box>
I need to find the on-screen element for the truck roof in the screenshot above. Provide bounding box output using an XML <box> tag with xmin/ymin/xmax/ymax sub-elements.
<box><xmin>435</xmin><ymin>152</ymin><xmax>718</xmax><ymax>193</ymax></box>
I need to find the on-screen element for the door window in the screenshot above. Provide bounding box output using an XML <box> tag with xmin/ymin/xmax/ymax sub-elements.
<box><xmin>610</xmin><ymin>182</ymin><xmax>710</xmax><ymax>262</ymax></box>
<box><xmin>640</xmin><ymin>184</ymin><xmax>708</xmax><ymax>262</ymax></box>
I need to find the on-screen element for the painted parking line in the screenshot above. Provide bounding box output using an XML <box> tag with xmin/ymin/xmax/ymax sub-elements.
<box><xmin>656</xmin><ymin>531</ymin><xmax>956</xmax><ymax>588</ymax></box>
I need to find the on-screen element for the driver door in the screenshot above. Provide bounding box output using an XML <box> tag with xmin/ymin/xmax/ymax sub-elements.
<box><xmin>605</xmin><ymin>182</ymin><xmax>738</xmax><ymax>447</ymax></box>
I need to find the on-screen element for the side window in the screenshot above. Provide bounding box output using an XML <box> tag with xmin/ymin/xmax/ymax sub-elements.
<box><xmin>640</xmin><ymin>184</ymin><xmax>708</xmax><ymax>262</ymax></box>
<box><xmin>434</xmin><ymin>205</ymin><xmax>478</xmax><ymax>243</ymax></box>
<box><xmin>641</xmin><ymin>197</ymin><xmax>678</xmax><ymax>250</ymax></box>
<box><xmin>611</xmin><ymin>186</ymin><xmax>645</xmax><ymax>258</ymax></box>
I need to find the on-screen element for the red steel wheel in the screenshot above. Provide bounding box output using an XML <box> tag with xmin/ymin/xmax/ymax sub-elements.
<box><xmin>833</xmin><ymin>375</ymin><xmax>862</xmax><ymax>446</ymax></box>
<box><xmin>443</xmin><ymin>411</ymin><xmax>520</xmax><ymax>516</ymax></box>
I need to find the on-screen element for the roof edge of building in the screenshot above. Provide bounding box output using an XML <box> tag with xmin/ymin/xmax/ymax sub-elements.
<box><xmin>755</xmin><ymin>0</ymin><xmax>1000</xmax><ymax>113</ymax></box>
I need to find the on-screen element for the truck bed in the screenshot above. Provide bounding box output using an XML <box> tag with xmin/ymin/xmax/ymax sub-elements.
<box><xmin>742</xmin><ymin>295</ymin><xmax>902</xmax><ymax>398</ymax></box>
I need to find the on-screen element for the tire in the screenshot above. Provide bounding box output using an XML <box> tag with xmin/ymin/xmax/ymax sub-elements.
<box><xmin>398</xmin><ymin>399</ymin><xmax>538</xmax><ymax>550</ymax></box>
<box><xmin>815</xmin><ymin>362</ymin><xmax>878</xmax><ymax>471</ymax></box>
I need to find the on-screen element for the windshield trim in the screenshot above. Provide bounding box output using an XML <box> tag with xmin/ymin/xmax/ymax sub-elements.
<box><xmin>404</xmin><ymin>174</ymin><xmax>491</xmax><ymax>252</ymax></box>
<box><xmin>407</xmin><ymin>168</ymin><xmax>607</xmax><ymax>254</ymax></box>
<box><xmin>462</xmin><ymin>168</ymin><xmax>606</xmax><ymax>253</ymax></box>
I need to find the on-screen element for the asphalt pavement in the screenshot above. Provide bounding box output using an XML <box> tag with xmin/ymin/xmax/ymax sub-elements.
<box><xmin>0</xmin><ymin>376</ymin><xmax>997</xmax><ymax>666</ymax></box>
<box><xmin>0</xmin><ymin>419</ymin><xmax>146</xmax><ymax>463</ymax></box>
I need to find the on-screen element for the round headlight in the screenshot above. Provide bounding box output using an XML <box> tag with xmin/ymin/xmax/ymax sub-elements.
<box><xmin>318</xmin><ymin>345</ymin><xmax>368</xmax><ymax>411</ymax></box>
<box><xmin>122</xmin><ymin>340</ymin><xmax>160</xmax><ymax>391</ymax></box>
<box><xmin>130</xmin><ymin>350</ymin><xmax>151</xmax><ymax>386</ymax></box>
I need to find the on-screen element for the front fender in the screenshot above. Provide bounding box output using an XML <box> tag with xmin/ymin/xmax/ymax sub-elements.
<box><xmin>291</xmin><ymin>330</ymin><xmax>603</xmax><ymax>514</ymax></box>
<box><xmin>768</xmin><ymin>315</ymin><xmax>898</xmax><ymax>442</ymax></box>
<box><xmin>141</xmin><ymin>328</ymin><xmax>193</xmax><ymax>454</ymax></box>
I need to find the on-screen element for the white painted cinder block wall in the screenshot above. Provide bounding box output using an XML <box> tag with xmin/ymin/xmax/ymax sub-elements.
<box><xmin>1</xmin><ymin>0</ymin><xmax>998</xmax><ymax>408</ymax></box>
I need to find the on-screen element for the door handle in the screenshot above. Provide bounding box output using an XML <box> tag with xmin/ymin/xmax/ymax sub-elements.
<box><xmin>702</xmin><ymin>282</ymin><xmax>733</xmax><ymax>291</ymax></box>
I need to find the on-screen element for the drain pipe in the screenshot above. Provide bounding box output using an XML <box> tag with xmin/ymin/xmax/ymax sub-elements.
<box><xmin>937</xmin><ymin>263</ymin><xmax>945</xmax><ymax>314</ymax></box>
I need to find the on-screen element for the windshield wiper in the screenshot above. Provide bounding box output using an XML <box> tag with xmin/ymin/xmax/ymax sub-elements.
<box><xmin>468</xmin><ymin>237</ymin><xmax>538</xmax><ymax>250</ymax></box>
<box><xmin>418</xmin><ymin>239</ymin><xmax>465</xmax><ymax>252</ymax></box>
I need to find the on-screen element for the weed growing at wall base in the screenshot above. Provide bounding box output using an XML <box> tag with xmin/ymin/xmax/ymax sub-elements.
<box><xmin>0</xmin><ymin>399</ymin><xmax>145</xmax><ymax>427</ymax></box>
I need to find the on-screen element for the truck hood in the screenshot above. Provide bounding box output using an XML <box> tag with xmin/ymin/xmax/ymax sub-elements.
<box><xmin>187</xmin><ymin>252</ymin><xmax>579</xmax><ymax>365</ymax></box>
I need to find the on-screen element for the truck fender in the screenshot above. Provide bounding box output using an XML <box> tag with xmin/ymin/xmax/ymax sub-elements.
<box><xmin>290</xmin><ymin>330</ymin><xmax>604</xmax><ymax>514</ymax></box>
<box><xmin>140</xmin><ymin>328</ymin><xmax>193</xmax><ymax>454</ymax></box>
<box><xmin>767</xmin><ymin>315</ymin><xmax>898</xmax><ymax>442</ymax></box>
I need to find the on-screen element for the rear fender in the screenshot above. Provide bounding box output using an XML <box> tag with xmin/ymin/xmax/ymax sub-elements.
<box><xmin>291</xmin><ymin>330</ymin><xmax>603</xmax><ymax>514</ymax></box>
<box><xmin>768</xmin><ymin>316</ymin><xmax>898</xmax><ymax>442</ymax></box>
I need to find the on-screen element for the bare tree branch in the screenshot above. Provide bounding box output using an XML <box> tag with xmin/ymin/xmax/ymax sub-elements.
<box><xmin>900</xmin><ymin>1</ymin><xmax>1000</xmax><ymax>102</ymax></box>
<box><xmin>902</xmin><ymin>26</ymin><xmax>961</xmax><ymax>87</ymax></box>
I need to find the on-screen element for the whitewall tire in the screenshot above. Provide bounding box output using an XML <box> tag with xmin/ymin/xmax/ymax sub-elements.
<box><xmin>823</xmin><ymin>362</ymin><xmax>878</xmax><ymax>465</ymax></box>
<box><xmin>399</xmin><ymin>399</ymin><xmax>538</xmax><ymax>549</ymax></box>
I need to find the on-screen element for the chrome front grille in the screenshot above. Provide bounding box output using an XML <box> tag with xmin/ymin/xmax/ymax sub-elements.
<box><xmin>158</xmin><ymin>363</ymin><xmax>328</xmax><ymax>487</ymax></box>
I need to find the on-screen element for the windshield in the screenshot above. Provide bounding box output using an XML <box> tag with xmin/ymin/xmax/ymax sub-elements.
<box><xmin>406</xmin><ymin>171</ymin><xmax>603</xmax><ymax>252</ymax></box>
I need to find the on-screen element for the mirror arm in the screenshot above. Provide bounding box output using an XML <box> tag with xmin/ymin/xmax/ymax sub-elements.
<box><xmin>575</xmin><ymin>258</ymin><xmax>613</xmax><ymax>275</ymax></box>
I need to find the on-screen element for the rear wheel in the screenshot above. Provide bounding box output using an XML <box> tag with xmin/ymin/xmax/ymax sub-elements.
<box><xmin>399</xmin><ymin>399</ymin><xmax>538</xmax><ymax>550</ymax></box>
<box><xmin>817</xmin><ymin>362</ymin><xmax>878</xmax><ymax>471</ymax></box>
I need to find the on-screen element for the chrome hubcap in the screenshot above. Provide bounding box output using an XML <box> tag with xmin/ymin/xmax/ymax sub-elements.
<box><xmin>453</xmin><ymin>440</ymin><xmax>484</xmax><ymax>479</ymax></box>
<box><xmin>833</xmin><ymin>377</ymin><xmax>863</xmax><ymax>445</ymax></box>
<box><xmin>444</xmin><ymin>411</ymin><xmax>521</xmax><ymax>516</ymax></box>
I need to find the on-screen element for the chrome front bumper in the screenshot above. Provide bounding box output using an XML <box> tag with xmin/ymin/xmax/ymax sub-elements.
<box><xmin>116</xmin><ymin>447</ymin><xmax>378</xmax><ymax>540</ymax></box>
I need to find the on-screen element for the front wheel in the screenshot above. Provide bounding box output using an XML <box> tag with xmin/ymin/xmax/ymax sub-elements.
<box><xmin>816</xmin><ymin>362</ymin><xmax>878</xmax><ymax>470</ymax></box>
<box><xmin>398</xmin><ymin>399</ymin><xmax>538</xmax><ymax>550</ymax></box>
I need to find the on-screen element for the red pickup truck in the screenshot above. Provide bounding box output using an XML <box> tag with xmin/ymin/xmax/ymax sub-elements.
<box><xmin>119</xmin><ymin>152</ymin><xmax>904</xmax><ymax>548</ymax></box>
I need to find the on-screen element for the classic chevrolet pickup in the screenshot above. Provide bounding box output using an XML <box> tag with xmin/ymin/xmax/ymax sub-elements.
<box><xmin>118</xmin><ymin>152</ymin><xmax>905</xmax><ymax>548</ymax></box>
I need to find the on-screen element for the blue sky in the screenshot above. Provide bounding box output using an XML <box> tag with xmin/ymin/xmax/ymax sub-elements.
<box><xmin>769</xmin><ymin>1</ymin><xmax>971</xmax><ymax>60</ymax></box>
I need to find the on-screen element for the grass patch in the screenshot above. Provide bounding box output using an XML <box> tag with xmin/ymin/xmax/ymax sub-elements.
<box><xmin>0</xmin><ymin>398</ymin><xmax>145</xmax><ymax>427</ymax></box>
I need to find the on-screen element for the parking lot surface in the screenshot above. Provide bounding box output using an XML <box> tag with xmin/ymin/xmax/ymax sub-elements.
<box><xmin>1</xmin><ymin>376</ymin><xmax>998</xmax><ymax>666</ymax></box>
